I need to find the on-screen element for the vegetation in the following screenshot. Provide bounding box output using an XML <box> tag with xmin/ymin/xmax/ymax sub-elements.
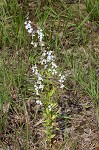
<box><xmin>0</xmin><ymin>0</ymin><xmax>99</xmax><ymax>149</ymax></box>
<box><xmin>84</xmin><ymin>0</ymin><xmax>99</xmax><ymax>23</ymax></box>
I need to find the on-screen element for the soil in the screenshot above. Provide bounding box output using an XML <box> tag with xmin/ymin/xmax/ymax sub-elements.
<box><xmin>0</xmin><ymin>0</ymin><xmax>99</xmax><ymax>150</ymax></box>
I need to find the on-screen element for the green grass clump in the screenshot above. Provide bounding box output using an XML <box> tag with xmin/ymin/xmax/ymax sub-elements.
<box><xmin>84</xmin><ymin>0</ymin><xmax>99</xmax><ymax>23</ymax></box>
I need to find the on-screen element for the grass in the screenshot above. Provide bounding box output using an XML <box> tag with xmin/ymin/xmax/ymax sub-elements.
<box><xmin>0</xmin><ymin>0</ymin><xmax>99</xmax><ymax>149</ymax></box>
<box><xmin>84</xmin><ymin>0</ymin><xmax>99</xmax><ymax>23</ymax></box>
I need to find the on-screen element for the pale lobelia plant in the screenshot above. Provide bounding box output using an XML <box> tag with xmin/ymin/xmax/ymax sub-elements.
<box><xmin>24</xmin><ymin>17</ymin><xmax>65</xmax><ymax>147</ymax></box>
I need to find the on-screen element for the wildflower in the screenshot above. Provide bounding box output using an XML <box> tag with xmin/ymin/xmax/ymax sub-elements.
<box><xmin>37</xmin><ymin>27</ymin><xmax>44</xmax><ymax>42</ymax></box>
<box><xmin>51</xmin><ymin>62</ymin><xmax>57</xmax><ymax>69</ymax></box>
<box><xmin>32</xmin><ymin>33</ymin><xmax>35</xmax><ymax>37</ymax></box>
<box><xmin>36</xmin><ymin>100</ymin><xmax>42</xmax><ymax>105</ymax></box>
<box><xmin>42</xmin><ymin>51</ymin><xmax>46</xmax><ymax>57</ymax></box>
<box><xmin>28</xmin><ymin>28</ymin><xmax>33</xmax><ymax>34</ymax></box>
<box><xmin>28</xmin><ymin>20</ymin><xmax>31</xmax><ymax>24</ymax></box>
<box><xmin>31</xmin><ymin>41</ymin><xmax>34</xmax><ymax>45</ymax></box>
<box><xmin>59</xmin><ymin>73</ymin><xmax>62</xmax><ymax>77</ymax></box>
<box><xmin>31</xmin><ymin>41</ymin><xmax>38</xmax><ymax>47</ymax></box>
<box><xmin>41</xmin><ymin>59</ymin><xmax>47</xmax><ymax>65</ymax></box>
<box><xmin>34</xmin><ymin>84</ymin><xmax>39</xmax><ymax>95</ymax></box>
<box><xmin>47</xmin><ymin>55</ymin><xmax>52</xmax><ymax>62</ymax></box>
<box><xmin>60</xmin><ymin>84</ymin><xmax>65</xmax><ymax>89</ymax></box>
<box><xmin>34</xmin><ymin>42</ymin><xmax>38</xmax><ymax>47</ymax></box>
<box><xmin>35</xmin><ymin>70</ymin><xmax>39</xmax><ymax>75</ymax></box>
<box><xmin>37</xmin><ymin>80</ymin><xmax>41</xmax><ymax>85</ymax></box>
<box><xmin>24</xmin><ymin>21</ymin><xmax>28</xmax><ymax>25</ymax></box>
<box><xmin>48</xmin><ymin>68</ymin><xmax>52</xmax><ymax>72</ymax></box>
<box><xmin>59</xmin><ymin>75</ymin><xmax>65</xmax><ymax>82</ymax></box>
<box><xmin>31</xmin><ymin>64</ymin><xmax>37</xmax><ymax>73</ymax></box>
<box><xmin>24</xmin><ymin>20</ymin><xmax>34</xmax><ymax>34</ymax></box>
<box><xmin>38</xmin><ymin>75</ymin><xmax>43</xmax><ymax>81</ymax></box>
<box><xmin>24</xmin><ymin>18</ymin><xmax>66</xmax><ymax>94</ymax></box>
<box><xmin>52</xmin><ymin>69</ymin><xmax>57</xmax><ymax>75</ymax></box>
<box><xmin>48</xmin><ymin>105</ymin><xmax>52</xmax><ymax>111</ymax></box>
<box><xmin>25</xmin><ymin>24</ymin><xmax>31</xmax><ymax>30</ymax></box>
<box><xmin>40</xmin><ymin>42</ymin><xmax>45</xmax><ymax>47</ymax></box>
<box><xmin>39</xmin><ymin>84</ymin><xmax>44</xmax><ymax>90</ymax></box>
<box><xmin>47</xmin><ymin>51</ymin><xmax>53</xmax><ymax>56</ymax></box>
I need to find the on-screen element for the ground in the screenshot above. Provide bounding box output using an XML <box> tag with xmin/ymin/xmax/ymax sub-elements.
<box><xmin>0</xmin><ymin>0</ymin><xmax>99</xmax><ymax>149</ymax></box>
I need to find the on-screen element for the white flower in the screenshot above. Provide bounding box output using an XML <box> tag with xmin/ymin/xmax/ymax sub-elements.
<box><xmin>28</xmin><ymin>20</ymin><xmax>31</xmax><ymax>24</ymax></box>
<box><xmin>52</xmin><ymin>69</ymin><xmax>57</xmax><ymax>75</ymax></box>
<box><xmin>39</xmin><ymin>84</ymin><xmax>44</xmax><ymax>90</ymax></box>
<box><xmin>59</xmin><ymin>74</ymin><xmax>65</xmax><ymax>89</ymax></box>
<box><xmin>59</xmin><ymin>73</ymin><xmax>62</xmax><ymax>77</ymax></box>
<box><xmin>37</xmin><ymin>80</ymin><xmax>41</xmax><ymax>85</ymax></box>
<box><xmin>24</xmin><ymin>20</ymin><xmax>34</xmax><ymax>34</ymax></box>
<box><xmin>37</xmin><ymin>27</ymin><xmax>44</xmax><ymax>42</ymax></box>
<box><xmin>51</xmin><ymin>62</ymin><xmax>57</xmax><ymax>68</ymax></box>
<box><xmin>31</xmin><ymin>41</ymin><xmax>34</xmax><ymax>45</ymax></box>
<box><xmin>51</xmin><ymin>55</ymin><xmax>54</xmax><ymax>59</ymax></box>
<box><xmin>36</xmin><ymin>90</ymin><xmax>39</xmax><ymax>95</ymax></box>
<box><xmin>28</xmin><ymin>28</ymin><xmax>33</xmax><ymax>34</ymax></box>
<box><xmin>40</xmin><ymin>42</ymin><xmax>45</xmax><ymax>47</ymax></box>
<box><xmin>34</xmin><ymin>84</ymin><xmax>39</xmax><ymax>95</ymax></box>
<box><xmin>31</xmin><ymin>41</ymin><xmax>38</xmax><ymax>47</ymax></box>
<box><xmin>59</xmin><ymin>75</ymin><xmax>65</xmax><ymax>83</ymax></box>
<box><xmin>42</xmin><ymin>52</ymin><xmax>46</xmax><ymax>57</ymax></box>
<box><xmin>25</xmin><ymin>24</ymin><xmax>30</xmax><ymax>30</ymax></box>
<box><xmin>31</xmin><ymin>66</ymin><xmax>35</xmax><ymax>73</ymax></box>
<box><xmin>59</xmin><ymin>79</ymin><xmax>63</xmax><ymax>83</ymax></box>
<box><xmin>48</xmin><ymin>105</ymin><xmax>52</xmax><ymax>111</ymax></box>
<box><xmin>31</xmin><ymin>64</ymin><xmax>39</xmax><ymax>75</ymax></box>
<box><xmin>47</xmin><ymin>55</ymin><xmax>52</xmax><ymax>62</ymax></box>
<box><xmin>34</xmin><ymin>42</ymin><xmax>38</xmax><ymax>48</ymax></box>
<box><xmin>47</xmin><ymin>51</ymin><xmax>53</xmax><ymax>55</ymax></box>
<box><xmin>36</xmin><ymin>100</ymin><xmax>42</xmax><ymax>105</ymax></box>
<box><xmin>34</xmin><ymin>64</ymin><xmax>37</xmax><ymax>68</ymax></box>
<box><xmin>44</xmin><ymin>50</ymin><xmax>47</xmax><ymax>53</ymax></box>
<box><xmin>48</xmin><ymin>68</ymin><xmax>52</xmax><ymax>72</ymax></box>
<box><xmin>32</xmin><ymin>33</ymin><xmax>35</xmax><ymax>37</ymax></box>
<box><xmin>34</xmin><ymin>84</ymin><xmax>38</xmax><ymax>89</ymax></box>
<box><xmin>60</xmin><ymin>84</ymin><xmax>65</xmax><ymax>89</ymax></box>
<box><xmin>38</xmin><ymin>75</ymin><xmax>43</xmax><ymax>81</ymax></box>
<box><xmin>53</xmin><ymin>69</ymin><xmax>57</xmax><ymax>74</ymax></box>
<box><xmin>24</xmin><ymin>21</ymin><xmax>28</xmax><ymax>25</ymax></box>
<box><xmin>35</xmin><ymin>70</ymin><xmax>39</xmax><ymax>75</ymax></box>
<box><xmin>41</xmin><ymin>59</ymin><xmax>47</xmax><ymax>65</ymax></box>
<box><xmin>61</xmin><ymin>75</ymin><xmax>65</xmax><ymax>80</ymax></box>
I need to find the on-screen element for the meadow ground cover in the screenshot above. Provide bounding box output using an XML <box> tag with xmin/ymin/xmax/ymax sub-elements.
<box><xmin>0</xmin><ymin>0</ymin><xmax>99</xmax><ymax>149</ymax></box>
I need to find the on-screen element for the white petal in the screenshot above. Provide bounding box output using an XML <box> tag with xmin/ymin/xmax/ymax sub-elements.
<box><xmin>38</xmin><ymin>76</ymin><xmax>43</xmax><ymax>81</ymax></box>
<box><xmin>28</xmin><ymin>20</ymin><xmax>31</xmax><ymax>24</ymax></box>
<box><xmin>47</xmin><ymin>55</ymin><xmax>52</xmax><ymax>62</ymax></box>
<box><xmin>42</xmin><ymin>52</ymin><xmax>46</xmax><ymax>57</ymax></box>
<box><xmin>24</xmin><ymin>21</ymin><xmax>28</xmax><ymax>25</ymax></box>
<box><xmin>28</xmin><ymin>28</ymin><xmax>33</xmax><ymax>33</ymax></box>
<box><xmin>39</xmin><ymin>84</ymin><xmax>44</xmax><ymax>90</ymax></box>
<box><xmin>48</xmin><ymin>105</ymin><xmax>52</xmax><ymax>111</ymax></box>
<box><xmin>36</xmin><ymin>100</ymin><xmax>42</xmax><ymax>105</ymax></box>
<box><xmin>31</xmin><ymin>41</ymin><xmax>34</xmax><ymax>45</ymax></box>
<box><xmin>34</xmin><ymin>42</ymin><xmax>38</xmax><ymax>48</ymax></box>
<box><xmin>60</xmin><ymin>84</ymin><xmax>64</xmax><ymax>89</ymax></box>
